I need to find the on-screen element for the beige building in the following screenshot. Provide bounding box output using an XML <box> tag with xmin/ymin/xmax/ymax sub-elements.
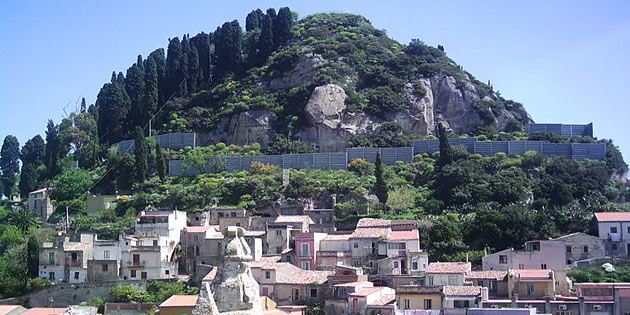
<box><xmin>554</xmin><ymin>232</ymin><xmax>606</xmax><ymax>265</ymax></box>
<box><xmin>29</xmin><ymin>187</ymin><xmax>53</xmax><ymax>221</ymax></box>
<box><xmin>426</xmin><ymin>262</ymin><xmax>471</xmax><ymax>287</ymax></box>
<box><xmin>38</xmin><ymin>233</ymin><xmax>94</xmax><ymax>283</ymax></box>
<box><xmin>507</xmin><ymin>269</ymin><xmax>556</xmax><ymax>299</ymax></box>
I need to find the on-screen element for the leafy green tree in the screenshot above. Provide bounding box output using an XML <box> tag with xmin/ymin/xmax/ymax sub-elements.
<box><xmin>19</xmin><ymin>135</ymin><xmax>46</xmax><ymax>196</ymax></box>
<box><xmin>6</xmin><ymin>208</ymin><xmax>41</xmax><ymax>232</ymax></box>
<box><xmin>273</xmin><ymin>7</ymin><xmax>294</xmax><ymax>48</ymax></box>
<box><xmin>109</xmin><ymin>285</ymin><xmax>150</xmax><ymax>303</ymax></box>
<box><xmin>155</xmin><ymin>143</ymin><xmax>167</xmax><ymax>181</ymax></box>
<box><xmin>59</xmin><ymin>112</ymin><xmax>99</xmax><ymax>168</ymax></box>
<box><xmin>133</xmin><ymin>127</ymin><xmax>148</xmax><ymax>183</ymax></box>
<box><xmin>374</xmin><ymin>152</ymin><xmax>388</xmax><ymax>206</ymax></box>
<box><xmin>51</xmin><ymin>168</ymin><xmax>93</xmax><ymax>202</ymax></box>
<box><xmin>264</xmin><ymin>135</ymin><xmax>313</xmax><ymax>154</ymax></box>
<box><xmin>0</xmin><ymin>135</ymin><xmax>20</xmax><ymax>198</ymax></box>
<box><xmin>426</xmin><ymin>213</ymin><xmax>468</xmax><ymax>261</ymax></box>
<box><xmin>437</xmin><ymin>122</ymin><xmax>453</xmax><ymax>168</ymax></box>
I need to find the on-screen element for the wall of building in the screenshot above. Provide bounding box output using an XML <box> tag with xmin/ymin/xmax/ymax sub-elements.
<box><xmin>428</xmin><ymin>273</ymin><xmax>466</xmax><ymax>286</ymax></box>
<box><xmin>397</xmin><ymin>293</ymin><xmax>441</xmax><ymax>310</ymax></box>
<box><xmin>158</xmin><ymin>306</ymin><xmax>194</xmax><ymax>315</ymax></box>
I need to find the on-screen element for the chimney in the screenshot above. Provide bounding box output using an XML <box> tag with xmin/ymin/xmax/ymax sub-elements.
<box><xmin>579</xmin><ymin>296</ymin><xmax>585</xmax><ymax>315</ymax></box>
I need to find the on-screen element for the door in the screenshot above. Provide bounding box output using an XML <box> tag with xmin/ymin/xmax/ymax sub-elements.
<box><xmin>527</xmin><ymin>283</ymin><xmax>535</xmax><ymax>296</ymax></box>
<box><xmin>133</xmin><ymin>254</ymin><xmax>140</xmax><ymax>266</ymax></box>
<box><xmin>141</xmin><ymin>272</ymin><xmax>147</xmax><ymax>279</ymax></box>
<box><xmin>292</xmin><ymin>289</ymin><xmax>299</xmax><ymax>302</ymax></box>
<box><xmin>353</xmin><ymin>298</ymin><xmax>359</xmax><ymax>312</ymax></box>
<box><xmin>49</xmin><ymin>272</ymin><xmax>55</xmax><ymax>281</ymax></box>
<box><xmin>262</xmin><ymin>287</ymin><xmax>269</xmax><ymax>296</ymax></box>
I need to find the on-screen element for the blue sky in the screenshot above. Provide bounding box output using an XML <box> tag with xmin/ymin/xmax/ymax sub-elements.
<box><xmin>0</xmin><ymin>1</ymin><xmax>628</xmax><ymax>162</ymax></box>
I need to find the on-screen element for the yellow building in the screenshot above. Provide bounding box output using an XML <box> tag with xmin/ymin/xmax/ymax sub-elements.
<box><xmin>507</xmin><ymin>269</ymin><xmax>555</xmax><ymax>298</ymax></box>
<box><xmin>396</xmin><ymin>285</ymin><xmax>442</xmax><ymax>310</ymax></box>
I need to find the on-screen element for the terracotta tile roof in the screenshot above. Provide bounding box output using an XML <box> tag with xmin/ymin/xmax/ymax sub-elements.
<box><xmin>274</xmin><ymin>215</ymin><xmax>314</xmax><ymax>224</ymax></box>
<box><xmin>356</xmin><ymin>218</ymin><xmax>392</xmax><ymax>228</ymax></box>
<box><xmin>64</xmin><ymin>242</ymin><xmax>90</xmax><ymax>251</ymax></box>
<box><xmin>369</xmin><ymin>294</ymin><xmax>396</xmax><ymax>306</ymax></box>
<box><xmin>323</xmin><ymin>233</ymin><xmax>353</xmax><ymax>241</ymax></box>
<box><xmin>513</xmin><ymin>269</ymin><xmax>553</xmax><ymax>279</ymax></box>
<box><xmin>184</xmin><ymin>226</ymin><xmax>210</xmax><ymax>233</ymax></box>
<box><xmin>260</xmin><ymin>256</ymin><xmax>282</xmax><ymax>263</ymax></box>
<box><xmin>426</xmin><ymin>262</ymin><xmax>471</xmax><ymax>274</ymax></box>
<box><xmin>350</xmin><ymin>227</ymin><xmax>391</xmax><ymax>239</ymax></box>
<box><xmin>277</xmin><ymin>270</ymin><xmax>332</xmax><ymax>285</ymax></box>
<box><xmin>29</xmin><ymin>187</ymin><xmax>51</xmax><ymax>195</ymax></box>
<box><xmin>594</xmin><ymin>212</ymin><xmax>630</xmax><ymax>222</ymax></box>
<box><xmin>333</xmin><ymin>281</ymin><xmax>374</xmax><ymax>288</ymax></box>
<box><xmin>205</xmin><ymin>230</ymin><xmax>224</xmax><ymax>239</ymax></box>
<box><xmin>466</xmin><ymin>270</ymin><xmax>508</xmax><ymax>281</ymax></box>
<box><xmin>249</xmin><ymin>261</ymin><xmax>287</xmax><ymax>270</ymax></box>
<box><xmin>349</xmin><ymin>287</ymin><xmax>388</xmax><ymax>297</ymax></box>
<box><xmin>389</xmin><ymin>230</ymin><xmax>419</xmax><ymax>241</ymax></box>
<box><xmin>159</xmin><ymin>295</ymin><xmax>199</xmax><ymax>307</ymax></box>
<box><xmin>21</xmin><ymin>308</ymin><xmax>67</xmax><ymax>315</ymax></box>
<box><xmin>443</xmin><ymin>286</ymin><xmax>482</xmax><ymax>296</ymax></box>
<box><xmin>0</xmin><ymin>305</ymin><xmax>22</xmax><ymax>315</ymax></box>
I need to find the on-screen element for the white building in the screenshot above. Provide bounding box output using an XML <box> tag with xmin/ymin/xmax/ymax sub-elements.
<box><xmin>595</xmin><ymin>212</ymin><xmax>630</xmax><ymax>256</ymax></box>
<box><xmin>38</xmin><ymin>233</ymin><xmax>94</xmax><ymax>283</ymax></box>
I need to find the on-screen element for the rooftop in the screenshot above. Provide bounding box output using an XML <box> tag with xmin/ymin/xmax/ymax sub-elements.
<box><xmin>21</xmin><ymin>308</ymin><xmax>67</xmax><ymax>315</ymax></box>
<box><xmin>349</xmin><ymin>287</ymin><xmax>389</xmax><ymax>297</ymax></box>
<box><xmin>0</xmin><ymin>305</ymin><xmax>24</xmax><ymax>315</ymax></box>
<box><xmin>138</xmin><ymin>211</ymin><xmax>172</xmax><ymax>217</ymax></box>
<box><xmin>594</xmin><ymin>212</ymin><xmax>630</xmax><ymax>222</ymax></box>
<box><xmin>277</xmin><ymin>270</ymin><xmax>333</xmax><ymax>285</ymax></box>
<box><xmin>466</xmin><ymin>270</ymin><xmax>508</xmax><ymax>281</ymax></box>
<box><xmin>29</xmin><ymin>187</ymin><xmax>51</xmax><ymax>195</ymax></box>
<box><xmin>184</xmin><ymin>226</ymin><xmax>210</xmax><ymax>233</ymax></box>
<box><xmin>333</xmin><ymin>281</ymin><xmax>374</xmax><ymax>288</ymax></box>
<box><xmin>443</xmin><ymin>285</ymin><xmax>482</xmax><ymax>296</ymax></box>
<box><xmin>356</xmin><ymin>218</ymin><xmax>391</xmax><ymax>228</ymax></box>
<box><xmin>350</xmin><ymin>227</ymin><xmax>391</xmax><ymax>239</ymax></box>
<box><xmin>389</xmin><ymin>230</ymin><xmax>419</xmax><ymax>241</ymax></box>
<box><xmin>513</xmin><ymin>269</ymin><xmax>553</xmax><ymax>279</ymax></box>
<box><xmin>260</xmin><ymin>256</ymin><xmax>282</xmax><ymax>263</ymax></box>
<box><xmin>274</xmin><ymin>215</ymin><xmax>315</xmax><ymax>224</ymax></box>
<box><xmin>369</xmin><ymin>294</ymin><xmax>396</xmax><ymax>306</ymax></box>
<box><xmin>426</xmin><ymin>262</ymin><xmax>471</xmax><ymax>274</ymax></box>
<box><xmin>159</xmin><ymin>295</ymin><xmax>199</xmax><ymax>307</ymax></box>
<box><xmin>322</xmin><ymin>233</ymin><xmax>353</xmax><ymax>241</ymax></box>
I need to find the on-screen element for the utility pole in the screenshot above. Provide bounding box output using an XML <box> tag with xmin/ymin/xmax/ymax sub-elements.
<box><xmin>148</xmin><ymin>119</ymin><xmax>152</xmax><ymax>137</ymax></box>
<box><xmin>65</xmin><ymin>206</ymin><xmax>69</xmax><ymax>231</ymax></box>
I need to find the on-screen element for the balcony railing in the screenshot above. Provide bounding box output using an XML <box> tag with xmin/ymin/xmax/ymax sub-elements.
<box><xmin>65</xmin><ymin>260</ymin><xmax>82</xmax><ymax>267</ymax></box>
<box><xmin>41</xmin><ymin>260</ymin><xmax>61</xmax><ymax>266</ymax></box>
<box><xmin>609</xmin><ymin>233</ymin><xmax>621</xmax><ymax>242</ymax></box>
<box><xmin>127</xmin><ymin>260</ymin><xmax>146</xmax><ymax>268</ymax></box>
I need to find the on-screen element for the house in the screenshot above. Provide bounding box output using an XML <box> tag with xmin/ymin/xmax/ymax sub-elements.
<box><xmin>38</xmin><ymin>233</ymin><xmax>94</xmax><ymax>283</ymax></box>
<box><xmin>186</xmin><ymin>211</ymin><xmax>209</xmax><ymax>226</ymax></box>
<box><xmin>347</xmin><ymin>286</ymin><xmax>395</xmax><ymax>315</ymax></box>
<box><xmin>482</xmin><ymin>239</ymin><xmax>570</xmax><ymax>295</ymax></box>
<box><xmin>249</xmin><ymin>261</ymin><xmax>332</xmax><ymax>305</ymax></box>
<box><xmin>28</xmin><ymin>187</ymin><xmax>53</xmax><ymax>221</ymax></box>
<box><xmin>294</xmin><ymin>232</ymin><xmax>327</xmax><ymax>270</ymax></box>
<box><xmin>426</xmin><ymin>262</ymin><xmax>471</xmax><ymax>287</ymax></box>
<box><xmin>250</xmin><ymin>261</ymin><xmax>300</xmax><ymax>299</ymax></box>
<box><xmin>377</xmin><ymin>230</ymin><xmax>427</xmax><ymax>279</ymax></box>
<box><xmin>86</xmin><ymin>194</ymin><xmax>119</xmax><ymax>214</ymax></box>
<box><xmin>465</xmin><ymin>271</ymin><xmax>508</xmax><ymax>298</ymax></box>
<box><xmin>87</xmin><ymin>236</ymin><xmax>120</xmax><ymax>281</ymax></box>
<box><xmin>266</xmin><ymin>216</ymin><xmax>314</xmax><ymax>256</ymax></box>
<box><xmin>442</xmin><ymin>285</ymin><xmax>482</xmax><ymax>315</ymax></box>
<box><xmin>594</xmin><ymin>212</ymin><xmax>630</xmax><ymax>256</ymax></box>
<box><xmin>574</xmin><ymin>282</ymin><xmax>630</xmax><ymax>314</ymax></box>
<box><xmin>507</xmin><ymin>269</ymin><xmax>555</xmax><ymax>299</ymax></box>
<box><xmin>326</xmin><ymin>281</ymin><xmax>375</xmax><ymax>314</ymax></box>
<box><xmin>158</xmin><ymin>295</ymin><xmax>198</xmax><ymax>315</ymax></box>
<box><xmin>317</xmin><ymin>233</ymin><xmax>353</xmax><ymax>270</ymax></box>
<box><xmin>349</xmin><ymin>226</ymin><xmax>390</xmax><ymax>271</ymax></box>
<box><xmin>396</xmin><ymin>285</ymin><xmax>442</xmax><ymax>311</ymax></box>
<box><xmin>554</xmin><ymin>232</ymin><xmax>606</xmax><ymax>266</ymax></box>
<box><xmin>208</xmin><ymin>207</ymin><xmax>247</xmax><ymax>224</ymax></box>
<box><xmin>303</xmin><ymin>209</ymin><xmax>335</xmax><ymax>233</ymax></box>
<box><xmin>181</xmin><ymin>225</ymin><xmax>212</xmax><ymax>274</ymax></box>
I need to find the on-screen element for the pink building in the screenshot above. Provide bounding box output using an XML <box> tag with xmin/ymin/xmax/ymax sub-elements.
<box><xmin>295</xmin><ymin>232</ymin><xmax>327</xmax><ymax>270</ymax></box>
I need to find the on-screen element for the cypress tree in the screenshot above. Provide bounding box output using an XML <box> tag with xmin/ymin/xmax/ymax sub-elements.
<box><xmin>44</xmin><ymin>120</ymin><xmax>63</xmax><ymax>179</ymax></box>
<box><xmin>257</xmin><ymin>13</ymin><xmax>274</xmax><ymax>65</ymax></box>
<box><xmin>266</xmin><ymin>8</ymin><xmax>276</xmax><ymax>20</ymax></box>
<box><xmin>190</xmin><ymin>33</ymin><xmax>211</xmax><ymax>82</ymax></box>
<box><xmin>126</xmin><ymin>55</ymin><xmax>146</xmax><ymax>128</ymax></box>
<box><xmin>133</xmin><ymin>127</ymin><xmax>147</xmax><ymax>183</ymax></box>
<box><xmin>166</xmin><ymin>37</ymin><xmax>183</xmax><ymax>98</ymax></box>
<box><xmin>187</xmin><ymin>43</ymin><xmax>201</xmax><ymax>94</ymax></box>
<box><xmin>144</xmin><ymin>55</ymin><xmax>159</xmax><ymax>127</ymax></box>
<box><xmin>19</xmin><ymin>135</ymin><xmax>46</xmax><ymax>196</ymax></box>
<box><xmin>80</xmin><ymin>97</ymin><xmax>87</xmax><ymax>113</ymax></box>
<box><xmin>215</xmin><ymin>21</ymin><xmax>243</xmax><ymax>76</ymax></box>
<box><xmin>246</xmin><ymin>9</ymin><xmax>265</xmax><ymax>31</ymax></box>
<box><xmin>96</xmin><ymin>78</ymin><xmax>131</xmax><ymax>144</ymax></box>
<box><xmin>179</xmin><ymin>35</ymin><xmax>191</xmax><ymax>96</ymax></box>
<box><xmin>437</xmin><ymin>122</ymin><xmax>453</xmax><ymax>168</ymax></box>
<box><xmin>0</xmin><ymin>135</ymin><xmax>20</xmax><ymax>198</ymax></box>
<box><xmin>273</xmin><ymin>7</ymin><xmax>294</xmax><ymax>48</ymax></box>
<box><xmin>147</xmin><ymin>49</ymin><xmax>167</xmax><ymax>105</ymax></box>
<box><xmin>156</xmin><ymin>142</ymin><xmax>166</xmax><ymax>181</ymax></box>
<box><xmin>374</xmin><ymin>152</ymin><xmax>388</xmax><ymax>207</ymax></box>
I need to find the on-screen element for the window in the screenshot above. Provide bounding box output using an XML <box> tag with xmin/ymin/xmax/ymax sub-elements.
<box><xmin>310</xmin><ymin>288</ymin><xmax>318</xmax><ymax>298</ymax></box>
<box><xmin>276</xmin><ymin>230</ymin><xmax>282</xmax><ymax>236</ymax></box>
<box><xmin>49</xmin><ymin>272</ymin><xmax>55</xmax><ymax>281</ymax></box>
<box><xmin>194</xmin><ymin>235</ymin><xmax>199</xmax><ymax>242</ymax></box>
<box><xmin>48</xmin><ymin>252</ymin><xmax>55</xmax><ymax>264</ymax></box>
<box><xmin>454</xmin><ymin>300</ymin><xmax>470</xmax><ymax>308</ymax></box>
<box><xmin>102</xmin><ymin>264</ymin><xmax>109</xmax><ymax>272</ymax></box>
<box><xmin>231</xmin><ymin>212</ymin><xmax>236</xmax><ymax>217</ymax></box>
<box><xmin>499</xmin><ymin>255</ymin><xmax>507</xmax><ymax>264</ymax></box>
<box><xmin>567</xmin><ymin>260</ymin><xmax>572</xmax><ymax>265</ymax></box>
<box><xmin>276</xmin><ymin>247</ymin><xmax>282</xmax><ymax>254</ymax></box>
<box><xmin>195</xmin><ymin>246</ymin><xmax>200</xmax><ymax>256</ymax></box>
<box><xmin>301</xmin><ymin>243</ymin><xmax>310</xmax><ymax>257</ymax></box>
<box><xmin>423</xmin><ymin>299</ymin><xmax>432</xmax><ymax>309</ymax></box>
<box><xmin>180</xmin><ymin>312</ymin><xmax>189</xmax><ymax>315</ymax></box>
<box><xmin>354</xmin><ymin>243</ymin><xmax>359</xmax><ymax>248</ymax></box>
<box><xmin>428</xmin><ymin>276</ymin><xmax>433</xmax><ymax>286</ymax></box>
<box><xmin>566</xmin><ymin>246</ymin><xmax>572</xmax><ymax>253</ymax></box>
<box><xmin>195</xmin><ymin>216</ymin><xmax>199</xmax><ymax>221</ymax></box>
<box><xmin>613</xmin><ymin>243</ymin><xmax>618</xmax><ymax>250</ymax></box>
<box><xmin>74</xmin><ymin>272</ymin><xmax>79</xmax><ymax>279</ymax></box>
<box><xmin>583</xmin><ymin>246</ymin><xmax>589</xmax><ymax>253</ymax></box>
<box><xmin>131</xmin><ymin>270</ymin><xmax>137</xmax><ymax>278</ymax></box>
<box><xmin>404</xmin><ymin>299</ymin><xmax>410</xmax><ymax>309</ymax></box>
<box><xmin>265</xmin><ymin>271</ymin><xmax>271</xmax><ymax>279</ymax></box>
<box><xmin>541</xmin><ymin>264</ymin><xmax>547</xmax><ymax>269</ymax></box>
<box><xmin>448</xmin><ymin>275</ymin><xmax>458</xmax><ymax>285</ymax></box>
<box><xmin>412</xmin><ymin>262</ymin><xmax>419</xmax><ymax>270</ymax></box>
<box><xmin>104</xmin><ymin>250</ymin><xmax>110</xmax><ymax>259</ymax></box>
<box><xmin>393</xmin><ymin>261</ymin><xmax>399</xmax><ymax>268</ymax></box>
<box><xmin>218</xmin><ymin>212</ymin><xmax>224</xmax><ymax>217</ymax></box>
<box><xmin>302</xmin><ymin>261</ymin><xmax>311</xmax><ymax>270</ymax></box>
<box><xmin>71</xmin><ymin>252</ymin><xmax>78</xmax><ymax>261</ymax></box>
<box><xmin>153</xmin><ymin>240</ymin><xmax>158</xmax><ymax>246</ymax></box>
<box><xmin>611</xmin><ymin>227</ymin><xmax>618</xmax><ymax>233</ymax></box>
<box><xmin>518</xmin><ymin>264</ymin><xmax>525</xmax><ymax>269</ymax></box>
<box><xmin>165</xmin><ymin>270</ymin><xmax>170</xmax><ymax>275</ymax></box>
<box><xmin>627</xmin><ymin>226</ymin><xmax>630</xmax><ymax>233</ymax></box>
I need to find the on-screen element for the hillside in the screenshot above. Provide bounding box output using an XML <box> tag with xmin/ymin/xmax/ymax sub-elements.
<box><xmin>95</xmin><ymin>10</ymin><xmax>531</xmax><ymax>152</ymax></box>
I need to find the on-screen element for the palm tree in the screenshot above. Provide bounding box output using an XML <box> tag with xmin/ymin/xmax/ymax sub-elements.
<box><xmin>7</xmin><ymin>208</ymin><xmax>41</xmax><ymax>231</ymax></box>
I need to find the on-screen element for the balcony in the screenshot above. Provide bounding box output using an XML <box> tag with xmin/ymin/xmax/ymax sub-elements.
<box><xmin>65</xmin><ymin>260</ymin><xmax>82</xmax><ymax>267</ymax></box>
<box><xmin>129</xmin><ymin>245</ymin><xmax>160</xmax><ymax>252</ymax></box>
<box><xmin>609</xmin><ymin>233</ymin><xmax>621</xmax><ymax>242</ymax></box>
<box><xmin>127</xmin><ymin>260</ymin><xmax>146</xmax><ymax>268</ymax></box>
<box><xmin>41</xmin><ymin>260</ymin><xmax>61</xmax><ymax>266</ymax></box>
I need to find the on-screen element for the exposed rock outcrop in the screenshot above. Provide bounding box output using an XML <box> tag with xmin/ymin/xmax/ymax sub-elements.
<box><xmin>198</xmin><ymin>110</ymin><xmax>276</xmax><ymax>147</ymax></box>
<box><xmin>269</xmin><ymin>53</ymin><xmax>326</xmax><ymax>90</ymax></box>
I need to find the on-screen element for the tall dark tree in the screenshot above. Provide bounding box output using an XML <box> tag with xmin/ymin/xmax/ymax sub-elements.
<box><xmin>96</xmin><ymin>75</ymin><xmax>131</xmax><ymax>144</ymax></box>
<box><xmin>246</xmin><ymin>9</ymin><xmax>265</xmax><ymax>31</ymax></box>
<box><xmin>155</xmin><ymin>142</ymin><xmax>167</xmax><ymax>181</ymax></box>
<box><xmin>19</xmin><ymin>135</ymin><xmax>46</xmax><ymax>196</ymax></box>
<box><xmin>0</xmin><ymin>135</ymin><xmax>20</xmax><ymax>198</ymax></box>
<box><xmin>125</xmin><ymin>55</ymin><xmax>146</xmax><ymax>128</ymax></box>
<box><xmin>44</xmin><ymin>120</ymin><xmax>62</xmax><ymax>178</ymax></box>
<box><xmin>374</xmin><ymin>152</ymin><xmax>388</xmax><ymax>206</ymax></box>
<box><xmin>215</xmin><ymin>21</ymin><xmax>243</xmax><ymax>75</ymax></box>
<box><xmin>273</xmin><ymin>7</ymin><xmax>294</xmax><ymax>48</ymax></box>
<box><xmin>266</xmin><ymin>8</ymin><xmax>277</xmax><ymax>20</ymax></box>
<box><xmin>166</xmin><ymin>37</ymin><xmax>185</xmax><ymax>98</ymax></box>
<box><xmin>80</xmin><ymin>97</ymin><xmax>87</xmax><ymax>113</ymax></box>
<box><xmin>133</xmin><ymin>127</ymin><xmax>148</xmax><ymax>183</ymax></box>
<box><xmin>186</xmin><ymin>41</ymin><xmax>201</xmax><ymax>94</ymax></box>
<box><xmin>143</xmin><ymin>55</ymin><xmax>159</xmax><ymax>128</ymax></box>
<box><xmin>190</xmin><ymin>33</ymin><xmax>211</xmax><ymax>82</ymax></box>
<box><xmin>147</xmin><ymin>49</ymin><xmax>167</xmax><ymax>105</ymax></box>
<box><xmin>257</xmin><ymin>13</ymin><xmax>274</xmax><ymax>65</ymax></box>
<box><xmin>437</xmin><ymin>122</ymin><xmax>453</xmax><ymax>168</ymax></box>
